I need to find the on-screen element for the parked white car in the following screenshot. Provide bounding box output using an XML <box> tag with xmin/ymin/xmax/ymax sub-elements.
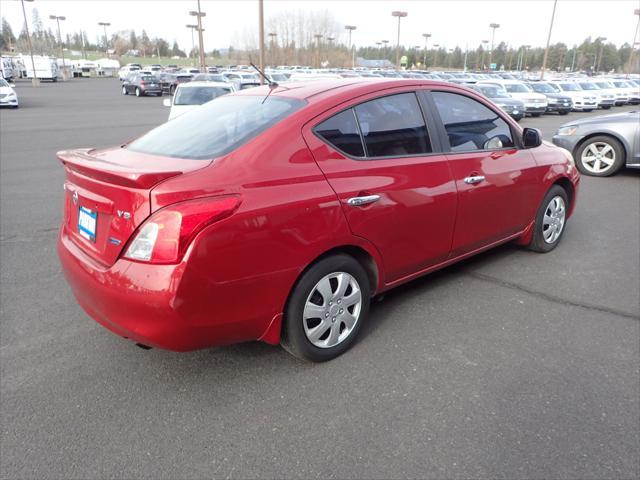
<box><xmin>546</xmin><ymin>81</ymin><xmax>598</xmax><ymax>112</ymax></box>
<box><xmin>0</xmin><ymin>77</ymin><xmax>18</xmax><ymax>108</ymax></box>
<box><xmin>575</xmin><ymin>81</ymin><xmax>616</xmax><ymax>109</ymax></box>
<box><xmin>589</xmin><ymin>79</ymin><xmax>627</xmax><ymax>106</ymax></box>
<box><xmin>118</xmin><ymin>64</ymin><xmax>141</xmax><ymax>81</ymax></box>
<box><xmin>162</xmin><ymin>81</ymin><xmax>236</xmax><ymax>120</ymax></box>
<box><xmin>609</xmin><ymin>80</ymin><xmax>640</xmax><ymax>105</ymax></box>
<box><xmin>481</xmin><ymin>79</ymin><xmax>548</xmax><ymax>116</ymax></box>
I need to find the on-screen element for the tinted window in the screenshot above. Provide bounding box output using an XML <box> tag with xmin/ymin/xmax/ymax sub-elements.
<box><xmin>128</xmin><ymin>96</ymin><xmax>305</xmax><ymax>160</ymax></box>
<box><xmin>432</xmin><ymin>92</ymin><xmax>515</xmax><ymax>152</ymax></box>
<box><xmin>315</xmin><ymin>109</ymin><xmax>364</xmax><ymax>157</ymax></box>
<box><xmin>174</xmin><ymin>86</ymin><xmax>232</xmax><ymax>105</ymax></box>
<box><xmin>354</xmin><ymin>93</ymin><xmax>431</xmax><ymax>157</ymax></box>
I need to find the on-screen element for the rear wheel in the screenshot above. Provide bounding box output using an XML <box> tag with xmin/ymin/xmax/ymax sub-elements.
<box><xmin>575</xmin><ymin>135</ymin><xmax>625</xmax><ymax>177</ymax></box>
<box><xmin>559</xmin><ymin>110</ymin><xmax>569</xmax><ymax>115</ymax></box>
<box><xmin>282</xmin><ymin>254</ymin><xmax>370</xmax><ymax>362</ymax></box>
<box><xmin>531</xmin><ymin>113</ymin><xmax>541</xmax><ymax>117</ymax></box>
<box><xmin>602</xmin><ymin>105</ymin><xmax>612</xmax><ymax>110</ymax></box>
<box><xmin>135</xmin><ymin>87</ymin><xmax>141</xmax><ymax>97</ymax></box>
<box><xmin>169</xmin><ymin>85</ymin><xmax>175</xmax><ymax>95</ymax></box>
<box><xmin>122</xmin><ymin>86</ymin><xmax>127</xmax><ymax>95</ymax></box>
<box><xmin>526</xmin><ymin>185</ymin><xmax>569</xmax><ymax>253</ymax></box>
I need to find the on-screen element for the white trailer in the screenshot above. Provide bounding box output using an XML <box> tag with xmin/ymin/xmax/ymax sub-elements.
<box><xmin>21</xmin><ymin>55</ymin><xmax>59</xmax><ymax>82</ymax></box>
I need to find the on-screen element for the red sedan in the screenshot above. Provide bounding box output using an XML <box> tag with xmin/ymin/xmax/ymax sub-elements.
<box><xmin>58</xmin><ymin>80</ymin><xmax>580</xmax><ymax>361</ymax></box>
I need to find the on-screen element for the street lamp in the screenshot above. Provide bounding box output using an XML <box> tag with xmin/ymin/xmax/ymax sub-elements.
<box><xmin>522</xmin><ymin>44</ymin><xmax>531</xmax><ymax>71</ymax></box>
<box><xmin>49</xmin><ymin>15</ymin><xmax>66</xmax><ymax>75</ymax></box>
<box><xmin>422</xmin><ymin>33</ymin><xmax>431</xmax><ymax>69</ymax></box>
<box><xmin>480</xmin><ymin>39</ymin><xmax>489</xmax><ymax>70</ymax></box>
<box><xmin>345</xmin><ymin>25</ymin><xmax>356</xmax><ymax>68</ymax></box>
<box><xmin>186</xmin><ymin>25</ymin><xmax>198</xmax><ymax>66</ymax></box>
<box><xmin>392</xmin><ymin>11</ymin><xmax>408</xmax><ymax>69</ymax></box>
<box><xmin>540</xmin><ymin>0</ymin><xmax>558</xmax><ymax>80</ymax></box>
<box><xmin>189</xmin><ymin>0</ymin><xmax>206</xmax><ymax>72</ymax></box>
<box><xmin>268</xmin><ymin>32</ymin><xmax>278</xmax><ymax>66</ymax></box>
<box><xmin>19</xmin><ymin>0</ymin><xmax>39</xmax><ymax>86</ymax></box>
<box><xmin>432</xmin><ymin>44</ymin><xmax>439</xmax><ymax>67</ymax></box>
<box><xmin>596</xmin><ymin>37</ymin><xmax>607</xmax><ymax>72</ymax></box>
<box><xmin>98</xmin><ymin>21</ymin><xmax>110</xmax><ymax>54</ymax></box>
<box><xmin>626</xmin><ymin>9</ymin><xmax>640</xmax><ymax>77</ymax></box>
<box><xmin>488</xmin><ymin>23</ymin><xmax>500</xmax><ymax>69</ymax></box>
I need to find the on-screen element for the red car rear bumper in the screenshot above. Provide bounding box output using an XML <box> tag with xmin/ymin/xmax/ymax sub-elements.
<box><xmin>57</xmin><ymin>228</ymin><xmax>275</xmax><ymax>351</ymax></box>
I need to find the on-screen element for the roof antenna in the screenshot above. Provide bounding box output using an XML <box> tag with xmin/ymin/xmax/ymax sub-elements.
<box><xmin>249</xmin><ymin>60</ymin><xmax>278</xmax><ymax>89</ymax></box>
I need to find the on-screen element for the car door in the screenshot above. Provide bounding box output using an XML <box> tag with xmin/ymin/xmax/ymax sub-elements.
<box><xmin>426</xmin><ymin>89</ymin><xmax>540</xmax><ymax>256</ymax></box>
<box><xmin>303</xmin><ymin>90</ymin><xmax>457</xmax><ymax>283</ymax></box>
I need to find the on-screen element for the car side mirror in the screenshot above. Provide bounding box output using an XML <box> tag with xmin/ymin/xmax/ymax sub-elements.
<box><xmin>522</xmin><ymin>127</ymin><xmax>542</xmax><ymax>148</ymax></box>
<box><xmin>162</xmin><ymin>98</ymin><xmax>172</xmax><ymax>107</ymax></box>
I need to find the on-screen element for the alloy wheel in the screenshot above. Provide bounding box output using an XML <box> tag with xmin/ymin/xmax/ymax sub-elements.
<box><xmin>581</xmin><ymin>142</ymin><xmax>616</xmax><ymax>174</ymax></box>
<box><xmin>303</xmin><ymin>272</ymin><xmax>362</xmax><ymax>349</ymax></box>
<box><xmin>542</xmin><ymin>196</ymin><xmax>566</xmax><ymax>244</ymax></box>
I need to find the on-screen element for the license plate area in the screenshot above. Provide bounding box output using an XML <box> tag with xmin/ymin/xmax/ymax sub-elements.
<box><xmin>78</xmin><ymin>206</ymin><xmax>97</xmax><ymax>243</ymax></box>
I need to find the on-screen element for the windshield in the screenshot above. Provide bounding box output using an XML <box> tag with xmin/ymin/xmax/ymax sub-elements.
<box><xmin>478</xmin><ymin>86</ymin><xmax>504</xmax><ymax>98</ymax></box>
<box><xmin>613</xmin><ymin>81</ymin><xmax>629</xmax><ymax>88</ymax></box>
<box><xmin>140</xmin><ymin>75</ymin><xmax>157</xmax><ymax>82</ymax></box>
<box><xmin>504</xmin><ymin>83</ymin><xmax>531</xmax><ymax>93</ymax></box>
<box><xmin>192</xmin><ymin>73</ymin><xmax>227</xmax><ymax>82</ymax></box>
<box><xmin>559</xmin><ymin>83</ymin><xmax>581</xmax><ymax>91</ymax></box>
<box><xmin>174</xmin><ymin>86</ymin><xmax>233</xmax><ymax>105</ymax></box>
<box><xmin>0</xmin><ymin>78</ymin><xmax>9</xmax><ymax>87</ymax></box>
<box><xmin>128</xmin><ymin>96</ymin><xmax>305</xmax><ymax>160</ymax></box>
<box><xmin>579</xmin><ymin>83</ymin><xmax>599</xmax><ymax>90</ymax></box>
<box><xmin>530</xmin><ymin>83</ymin><xmax>554</xmax><ymax>93</ymax></box>
<box><xmin>595</xmin><ymin>82</ymin><xmax>613</xmax><ymax>89</ymax></box>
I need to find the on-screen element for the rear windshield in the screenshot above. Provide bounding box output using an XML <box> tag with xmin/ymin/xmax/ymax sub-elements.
<box><xmin>141</xmin><ymin>75</ymin><xmax>156</xmax><ymax>81</ymax></box>
<box><xmin>128</xmin><ymin>95</ymin><xmax>305</xmax><ymax>160</ymax></box>
<box><xmin>174</xmin><ymin>86</ymin><xmax>232</xmax><ymax>105</ymax></box>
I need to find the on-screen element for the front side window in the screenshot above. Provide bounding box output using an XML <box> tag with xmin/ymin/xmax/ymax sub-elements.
<box><xmin>128</xmin><ymin>96</ymin><xmax>305</xmax><ymax>160</ymax></box>
<box><xmin>432</xmin><ymin>91</ymin><xmax>515</xmax><ymax>152</ymax></box>
<box><xmin>353</xmin><ymin>93</ymin><xmax>431</xmax><ymax>157</ymax></box>
<box><xmin>315</xmin><ymin>109</ymin><xmax>364</xmax><ymax>157</ymax></box>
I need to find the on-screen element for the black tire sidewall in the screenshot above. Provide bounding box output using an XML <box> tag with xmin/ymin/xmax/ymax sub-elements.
<box><xmin>575</xmin><ymin>135</ymin><xmax>624</xmax><ymax>177</ymax></box>
<box><xmin>528</xmin><ymin>185</ymin><xmax>569</xmax><ymax>253</ymax></box>
<box><xmin>283</xmin><ymin>254</ymin><xmax>371</xmax><ymax>362</ymax></box>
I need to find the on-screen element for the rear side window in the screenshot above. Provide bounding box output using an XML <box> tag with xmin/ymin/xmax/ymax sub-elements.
<box><xmin>315</xmin><ymin>109</ymin><xmax>364</xmax><ymax>157</ymax></box>
<box><xmin>354</xmin><ymin>93</ymin><xmax>431</xmax><ymax>157</ymax></box>
<box><xmin>432</xmin><ymin>92</ymin><xmax>515</xmax><ymax>152</ymax></box>
<box><xmin>174</xmin><ymin>86</ymin><xmax>232</xmax><ymax>105</ymax></box>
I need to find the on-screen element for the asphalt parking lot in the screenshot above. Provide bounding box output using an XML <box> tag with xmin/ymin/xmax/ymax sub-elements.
<box><xmin>1</xmin><ymin>78</ymin><xmax>638</xmax><ymax>479</ymax></box>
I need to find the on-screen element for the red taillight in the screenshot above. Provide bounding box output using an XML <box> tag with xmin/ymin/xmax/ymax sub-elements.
<box><xmin>124</xmin><ymin>195</ymin><xmax>241</xmax><ymax>264</ymax></box>
<box><xmin>140</xmin><ymin>81</ymin><xmax>146</xmax><ymax>86</ymax></box>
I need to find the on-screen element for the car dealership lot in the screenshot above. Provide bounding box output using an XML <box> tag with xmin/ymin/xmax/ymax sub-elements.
<box><xmin>1</xmin><ymin>78</ymin><xmax>638</xmax><ymax>479</ymax></box>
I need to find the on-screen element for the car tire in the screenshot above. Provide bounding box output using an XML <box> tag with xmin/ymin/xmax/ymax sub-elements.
<box><xmin>170</xmin><ymin>85</ymin><xmax>175</xmax><ymax>96</ymax></box>
<box><xmin>602</xmin><ymin>105</ymin><xmax>612</xmax><ymax>110</ymax></box>
<box><xmin>281</xmin><ymin>254</ymin><xmax>371</xmax><ymax>362</ymax></box>
<box><xmin>559</xmin><ymin>111</ymin><xmax>569</xmax><ymax>115</ymax></box>
<box><xmin>135</xmin><ymin>87</ymin><xmax>141</xmax><ymax>97</ymax></box>
<box><xmin>574</xmin><ymin>135</ymin><xmax>625</xmax><ymax>177</ymax></box>
<box><xmin>122</xmin><ymin>86</ymin><xmax>127</xmax><ymax>95</ymax></box>
<box><xmin>531</xmin><ymin>113</ymin><xmax>541</xmax><ymax>117</ymax></box>
<box><xmin>584</xmin><ymin>109</ymin><xmax>593</xmax><ymax>112</ymax></box>
<box><xmin>526</xmin><ymin>185</ymin><xmax>569</xmax><ymax>253</ymax></box>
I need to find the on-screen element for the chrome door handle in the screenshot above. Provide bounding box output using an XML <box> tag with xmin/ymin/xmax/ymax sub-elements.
<box><xmin>464</xmin><ymin>175</ymin><xmax>485</xmax><ymax>185</ymax></box>
<box><xmin>347</xmin><ymin>195</ymin><xmax>381</xmax><ymax>207</ymax></box>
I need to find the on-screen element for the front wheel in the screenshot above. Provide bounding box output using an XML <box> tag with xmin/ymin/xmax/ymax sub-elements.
<box><xmin>135</xmin><ymin>87</ymin><xmax>141</xmax><ymax>97</ymax></box>
<box><xmin>526</xmin><ymin>185</ymin><xmax>569</xmax><ymax>253</ymax></box>
<box><xmin>122</xmin><ymin>86</ymin><xmax>127</xmax><ymax>95</ymax></box>
<box><xmin>531</xmin><ymin>113</ymin><xmax>541</xmax><ymax>117</ymax></box>
<box><xmin>575</xmin><ymin>135</ymin><xmax>625</xmax><ymax>177</ymax></box>
<box><xmin>601</xmin><ymin>105</ymin><xmax>612</xmax><ymax>110</ymax></box>
<box><xmin>559</xmin><ymin>110</ymin><xmax>569</xmax><ymax>115</ymax></box>
<box><xmin>282</xmin><ymin>254</ymin><xmax>370</xmax><ymax>362</ymax></box>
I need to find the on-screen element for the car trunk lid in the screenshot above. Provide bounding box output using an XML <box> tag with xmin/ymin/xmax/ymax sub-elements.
<box><xmin>59</xmin><ymin>146</ymin><xmax>210</xmax><ymax>266</ymax></box>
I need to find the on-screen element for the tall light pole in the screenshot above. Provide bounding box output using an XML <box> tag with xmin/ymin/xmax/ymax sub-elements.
<box><xmin>540</xmin><ymin>0</ymin><xmax>558</xmax><ymax>80</ymax></box>
<box><xmin>20</xmin><ymin>0</ymin><xmax>39</xmax><ymax>86</ymax></box>
<box><xmin>392</xmin><ymin>11</ymin><xmax>408</xmax><ymax>69</ymax></box>
<box><xmin>257</xmin><ymin>0</ymin><xmax>264</xmax><ymax>80</ymax></box>
<box><xmin>522</xmin><ymin>44</ymin><xmax>531</xmax><ymax>70</ymax></box>
<box><xmin>98</xmin><ymin>21</ymin><xmax>110</xmax><ymax>55</ymax></box>
<box><xmin>186</xmin><ymin>24</ymin><xmax>197</xmax><ymax>67</ymax></box>
<box><xmin>570</xmin><ymin>46</ymin><xmax>577</xmax><ymax>72</ymax></box>
<box><xmin>422</xmin><ymin>33</ymin><xmax>431</xmax><ymax>69</ymax></box>
<box><xmin>596</xmin><ymin>37</ymin><xmax>607</xmax><ymax>72</ymax></box>
<box><xmin>488</xmin><ymin>23</ymin><xmax>500</xmax><ymax>70</ymax></box>
<box><xmin>626</xmin><ymin>9</ymin><xmax>640</xmax><ymax>77</ymax></box>
<box><xmin>314</xmin><ymin>34</ymin><xmax>323</xmax><ymax>68</ymax></box>
<box><xmin>189</xmin><ymin>0</ymin><xmax>206</xmax><ymax>72</ymax></box>
<box><xmin>480</xmin><ymin>39</ymin><xmax>489</xmax><ymax>70</ymax></box>
<box><xmin>49</xmin><ymin>15</ymin><xmax>66</xmax><ymax>76</ymax></box>
<box><xmin>345</xmin><ymin>25</ymin><xmax>356</xmax><ymax>68</ymax></box>
<box><xmin>268</xmin><ymin>32</ymin><xmax>277</xmax><ymax>67</ymax></box>
<box><xmin>432</xmin><ymin>44</ymin><xmax>439</xmax><ymax>67</ymax></box>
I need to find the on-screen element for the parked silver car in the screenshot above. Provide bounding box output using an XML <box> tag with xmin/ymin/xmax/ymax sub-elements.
<box><xmin>552</xmin><ymin>110</ymin><xmax>640</xmax><ymax>176</ymax></box>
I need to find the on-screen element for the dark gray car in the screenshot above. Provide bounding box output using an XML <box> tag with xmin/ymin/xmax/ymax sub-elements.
<box><xmin>121</xmin><ymin>74</ymin><xmax>162</xmax><ymax>97</ymax></box>
<box><xmin>469</xmin><ymin>83</ymin><xmax>525</xmax><ymax>121</ymax></box>
<box><xmin>552</xmin><ymin>110</ymin><xmax>640</xmax><ymax>176</ymax></box>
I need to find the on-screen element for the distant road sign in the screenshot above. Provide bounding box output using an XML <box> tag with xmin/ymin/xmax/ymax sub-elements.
<box><xmin>490</xmin><ymin>63</ymin><xmax>497</xmax><ymax>70</ymax></box>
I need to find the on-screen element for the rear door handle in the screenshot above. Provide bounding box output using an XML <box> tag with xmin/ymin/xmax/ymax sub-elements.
<box><xmin>464</xmin><ymin>175</ymin><xmax>486</xmax><ymax>185</ymax></box>
<box><xmin>347</xmin><ymin>195</ymin><xmax>381</xmax><ymax>207</ymax></box>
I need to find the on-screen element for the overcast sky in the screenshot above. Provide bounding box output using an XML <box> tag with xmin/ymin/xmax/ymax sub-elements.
<box><xmin>2</xmin><ymin>0</ymin><xmax>639</xmax><ymax>52</ymax></box>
